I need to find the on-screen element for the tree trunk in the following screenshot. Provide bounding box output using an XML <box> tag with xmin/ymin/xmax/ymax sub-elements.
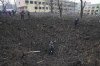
<box><xmin>59</xmin><ymin>4</ymin><xmax>62</xmax><ymax>17</ymax></box>
<box><xmin>80</xmin><ymin>0</ymin><xmax>86</xmax><ymax>18</ymax></box>
<box><xmin>2</xmin><ymin>4</ymin><xmax>6</xmax><ymax>12</ymax></box>
<box><xmin>0</xmin><ymin>0</ymin><xmax>9</xmax><ymax>12</ymax></box>
<box><xmin>58</xmin><ymin>0</ymin><xmax>62</xmax><ymax>18</ymax></box>
<box><xmin>80</xmin><ymin>0</ymin><xmax>83</xmax><ymax>18</ymax></box>
<box><xmin>50</xmin><ymin>0</ymin><xmax>53</xmax><ymax>13</ymax></box>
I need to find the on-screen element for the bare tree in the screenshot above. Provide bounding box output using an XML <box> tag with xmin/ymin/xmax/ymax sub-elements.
<box><xmin>58</xmin><ymin>0</ymin><xmax>63</xmax><ymax>17</ymax></box>
<box><xmin>50</xmin><ymin>0</ymin><xmax>53</xmax><ymax>13</ymax></box>
<box><xmin>0</xmin><ymin>0</ymin><xmax>9</xmax><ymax>11</ymax></box>
<box><xmin>80</xmin><ymin>0</ymin><xmax>86</xmax><ymax>18</ymax></box>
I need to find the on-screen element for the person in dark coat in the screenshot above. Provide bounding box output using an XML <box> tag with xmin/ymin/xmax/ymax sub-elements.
<box><xmin>48</xmin><ymin>41</ymin><xmax>54</xmax><ymax>55</ymax></box>
<box><xmin>0</xmin><ymin>10</ymin><xmax>1</xmax><ymax>15</ymax></box>
<box><xmin>20</xmin><ymin>10</ymin><xmax>25</xmax><ymax>20</ymax></box>
<box><xmin>8</xmin><ymin>11</ymin><xmax>11</xmax><ymax>16</ymax></box>
<box><xmin>12</xmin><ymin>10</ymin><xmax>15</xmax><ymax>15</ymax></box>
<box><xmin>27</xmin><ymin>11</ymin><xmax>30</xmax><ymax>19</ymax></box>
<box><xmin>74</xmin><ymin>18</ymin><xmax>79</xmax><ymax>28</ymax></box>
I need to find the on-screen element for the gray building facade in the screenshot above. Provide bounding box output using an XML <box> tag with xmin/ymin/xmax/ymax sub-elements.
<box><xmin>48</xmin><ymin>0</ymin><xmax>78</xmax><ymax>14</ymax></box>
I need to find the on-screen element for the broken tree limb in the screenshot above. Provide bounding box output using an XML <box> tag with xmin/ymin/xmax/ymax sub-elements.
<box><xmin>37</xmin><ymin>60</ymin><xmax>44</xmax><ymax>64</ymax></box>
<box><xmin>20</xmin><ymin>51</ymin><xmax>41</xmax><ymax>59</ymax></box>
<box><xmin>24</xmin><ymin>51</ymin><xmax>40</xmax><ymax>54</ymax></box>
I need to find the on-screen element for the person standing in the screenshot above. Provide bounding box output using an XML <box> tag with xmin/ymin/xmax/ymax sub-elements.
<box><xmin>48</xmin><ymin>41</ymin><xmax>54</xmax><ymax>55</ymax></box>
<box><xmin>0</xmin><ymin>10</ymin><xmax>1</xmax><ymax>15</ymax></box>
<box><xmin>8</xmin><ymin>11</ymin><xmax>11</xmax><ymax>16</ymax></box>
<box><xmin>12</xmin><ymin>10</ymin><xmax>15</xmax><ymax>15</ymax></box>
<box><xmin>27</xmin><ymin>11</ymin><xmax>30</xmax><ymax>19</ymax></box>
<box><xmin>20</xmin><ymin>10</ymin><xmax>25</xmax><ymax>20</ymax></box>
<box><xmin>74</xmin><ymin>18</ymin><xmax>79</xmax><ymax>28</ymax></box>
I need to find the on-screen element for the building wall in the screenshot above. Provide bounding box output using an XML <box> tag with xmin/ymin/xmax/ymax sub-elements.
<box><xmin>16</xmin><ymin>0</ymin><xmax>25</xmax><ymax>7</ymax></box>
<box><xmin>26</xmin><ymin>0</ymin><xmax>50</xmax><ymax>12</ymax></box>
<box><xmin>50</xmin><ymin>0</ymin><xmax>77</xmax><ymax>14</ymax></box>
<box><xmin>83</xmin><ymin>4</ymin><xmax>100</xmax><ymax>15</ymax></box>
<box><xmin>16</xmin><ymin>0</ymin><xmax>77</xmax><ymax>14</ymax></box>
<box><xmin>16</xmin><ymin>0</ymin><xmax>50</xmax><ymax>12</ymax></box>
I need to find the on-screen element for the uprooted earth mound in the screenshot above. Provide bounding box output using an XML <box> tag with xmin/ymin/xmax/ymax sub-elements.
<box><xmin>0</xmin><ymin>15</ymin><xmax>100</xmax><ymax>66</ymax></box>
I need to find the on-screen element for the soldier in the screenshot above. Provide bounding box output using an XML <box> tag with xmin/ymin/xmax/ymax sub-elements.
<box><xmin>0</xmin><ymin>10</ymin><xmax>2</xmax><ymax>15</ymax></box>
<box><xmin>27</xmin><ymin>11</ymin><xmax>30</xmax><ymax>19</ymax></box>
<box><xmin>48</xmin><ymin>41</ymin><xmax>54</xmax><ymax>55</ymax></box>
<box><xmin>8</xmin><ymin>11</ymin><xmax>11</xmax><ymax>16</ymax></box>
<box><xmin>74</xmin><ymin>18</ymin><xmax>79</xmax><ymax>28</ymax></box>
<box><xmin>20</xmin><ymin>10</ymin><xmax>25</xmax><ymax>20</ymax></box>
<box><xmin>12</xmin><ymin>10</ymin><xmax>15</xmax><ymax>15</ymax></box>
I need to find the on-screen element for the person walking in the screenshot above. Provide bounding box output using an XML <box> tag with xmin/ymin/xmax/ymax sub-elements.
<box><xmin>12</xmin><ymin>10</ymin><xmax>15</xmax><ymax>15</ymax></box>
<box><xmin>27</xmin><ymin>11</ymin><xmax>30</xmax><ymax>19</ymax></box>
<box><xmin>74</xmin><ymin>18</ymin><xmax>79</xmax><ymax>28</ymax></box>
<box><xmin>20</xmin><ymin>10</ymin><xmax>25</xmax><ymax>20</ymax></box>
<box><xmin>48</xmin><ymin>41</ymin><xmax>54</xmax><ymax>55</ymax></box>
<box><xmin>8</xmin><ymin>11</ymin><xmax>11</xmax><ymax>16</ymax></box>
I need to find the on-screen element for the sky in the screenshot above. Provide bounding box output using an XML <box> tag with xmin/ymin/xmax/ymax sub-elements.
<box><xmin>70</xmin><ymin>0</ymin><xmax>100</xmax><ymax>4</ymax></box>
<box><xmin>10</xmin><ymin>0</ymin><xmax>100</xmax><ymax>4</ymax></box>
<box><xmin>10</xmin><ymin>0</ymin><xmax>14</xmax><ymax>4</ymax></box>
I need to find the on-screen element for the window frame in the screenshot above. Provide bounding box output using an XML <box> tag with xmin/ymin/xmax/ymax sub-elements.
<box><xmin>25</xmin><ymin>1</ymin><xmax>29</xmax><ymax>4</ymax></box>
<box><xmin>42</xmin><ymin>7</ymin><xmax>45</xmax><ymax>9</ymax></box>
<box><xmin>35</xmin><ymin>7</ymin><xmax>38</xmax><ymax>9</ymax></box>
<box><xmin>39</xmin><ymin>7</ymin><xmax>41</xmax><ymax>9</ymax></box>
<box><xmin>39</xmin><ymin>2</ymin><xmax>41</xmax><ymax>4</ymax></box>
<box><xmin>42</xmin><ymin>2</ymin><xmax>45</xmax><ymax>5</ymax></box>
<box><xmin>30</xmin><ymin>1</ymin><xmax>33</xmax><ymax>4</ymax></box>
<box><xmin>34</xmin><ymin>1</ymin><xmax>37</xmax><ymax>4</ymax></box>
<box><xmin>46</xmin><ymin>7</ymin><xmax>48</xmax><ymax>9</ymax></box>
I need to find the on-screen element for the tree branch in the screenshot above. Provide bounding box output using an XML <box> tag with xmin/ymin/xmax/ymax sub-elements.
<box><xmin>0</xmin><ymin>0</ymin><xmax>4</xmax><ymax>5</ymax></box>
<box><xmin>0</xmin><ymin>0</ymin><xmax>9</xmax><ymax>11</ymax></box>
<box><xmin>83</xmin><ymin>1</ymin><xmax>86</xmax><ymax>9</ymax></box>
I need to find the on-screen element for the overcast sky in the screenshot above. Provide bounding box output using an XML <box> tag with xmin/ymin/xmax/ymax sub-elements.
<box><xmin>10</xmin><ymin>0</ymin><xmax>14</xmax><ymax>4</ymax></box>
<box><xmin>70</xmin><ymin>0</ymin><xmax>100</xmax><ymax>4</ymax></box>
<box><xmin>10</xmin><ymin>0</ymin><xmax>100</xmax><ymax>4</ymax></box>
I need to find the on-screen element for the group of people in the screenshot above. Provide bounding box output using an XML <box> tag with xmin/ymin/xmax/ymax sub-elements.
<box><xmin>0</xmin><ymin>10</ymin><xmax>30</xmax><ymax>20</ymax></box>
<box><xmin>20</xmin><ymin>10</ymin><xmax>30</xmax><ymax>20</ymax></box>
<box><xmin>0</xmin><ymin>10</ymin><xmax>16</xmax><ymax>16</ymax></box>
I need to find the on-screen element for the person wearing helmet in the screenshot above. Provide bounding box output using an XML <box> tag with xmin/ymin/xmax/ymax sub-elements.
<box><xmin>48</xmin><ymin>41</ymin><xmax>54</xmax><ymax>55</ymax></box>
<box><xmin>27</xmin><ymin>10</ymin><xmax>30</xmax><ymax>19</ymax></box>
<box><xmin>74</xmin><ymin>18</ymin><xmax>79</xmax><ymax>28</ymax></box>
<box><xmin>20</xmin><ymin>10</ymin><xmax>25</xmax><ymax>20</ymax></box>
